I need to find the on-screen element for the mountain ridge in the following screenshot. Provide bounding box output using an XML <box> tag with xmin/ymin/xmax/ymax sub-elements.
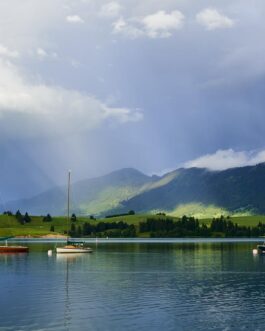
<box><xmin>3</xmin><ymin>163</ymin><xmax>265</xmax><ymax>217</ymax></box>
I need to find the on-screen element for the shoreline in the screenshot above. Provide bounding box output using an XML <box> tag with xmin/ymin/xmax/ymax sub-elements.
<box><xmin>14</xmin><ymin>234</ymin><xmax>67</xmax><ymax>239</ymax></box>
<box><xmin>9</xmin><ymin>237</ymin><xmax>265</xmax><ymax>243</ymax></box>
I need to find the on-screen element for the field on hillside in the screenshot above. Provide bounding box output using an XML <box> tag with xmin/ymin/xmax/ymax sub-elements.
<box><xmin>1</xmin><ymin>214</ymin><xmax>265</xmax><ymax>237</ymax></box>
<box><xmin>200</xmin><ymin>215</ymin><xmax>265</xmax><ymax>227</ymax></box>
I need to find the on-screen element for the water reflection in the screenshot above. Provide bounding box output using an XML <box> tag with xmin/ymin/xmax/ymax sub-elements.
<box><xmin>1</xmin><ymin>242</ymin><xmax>265</xmax><ymax>330</ymax></box>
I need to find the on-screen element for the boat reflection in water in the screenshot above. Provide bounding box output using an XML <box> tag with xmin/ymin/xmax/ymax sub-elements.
<box><xmin>55</xmin><ymin>252</ymin><xmax>90</xmax><ymax>261</ymax></box>
<box><xmin>55</xmin><ymin>251</ymin><xmax>92</xmax><ymax>330</ymax></box>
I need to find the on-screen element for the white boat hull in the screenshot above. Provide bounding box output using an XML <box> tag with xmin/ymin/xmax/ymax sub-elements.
<box><xmin>56</xmin><ymin>247</ymin><xmax>92</xmax><ymax>253</ymax></box>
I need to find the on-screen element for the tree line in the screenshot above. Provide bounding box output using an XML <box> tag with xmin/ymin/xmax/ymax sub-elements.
<box><xmin>69</xmin><ymin>221</ymin><xmax>136</xmax><ymax>238</ymax></box>
<box><xmin>3</xmin><ymin>211</ymin><xmax>265</xmax><ymax>238</ymax></box>
<box><xmin>139</xmin><ymin>215</ymin><xmax>265</xmax><ymax>237</ymax></box>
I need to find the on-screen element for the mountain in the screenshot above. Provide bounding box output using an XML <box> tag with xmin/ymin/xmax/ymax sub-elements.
<box><xmin>4</xmin><ymin>163</ymin><xmax>265</xmax><ymax>217</ymax></box>
<box><xmin>120</xmin><ymin>164</ymin><xmax>265</xmax><ymax>216</ymax></box>
<box><xmin>3</xmin><ymin>168</ymin><xmax>156</xmax><ymax>216</ymax></box>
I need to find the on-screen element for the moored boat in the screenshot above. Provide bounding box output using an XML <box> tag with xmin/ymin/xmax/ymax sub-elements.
<box><xmin>0</xmin><ymin>236</ymin><xmax>29</xmax><ymax>253</ymax></box>
<box><xmin>0</xmin><ymin>245</ymin><xmax>29</xmax><ymax>253</ymax></box>
<box><xmin>56</xmin><ymin>171</ymin><xmax>93</xmax><ymax>254</ymax></box>
<box><xmin>257</xmin><ymin>243</ymin><xmax>265</xmax><ymax>254</ymax></box>
<box><xmin>56</xmin><ymin>244</ymin><xmax>92</xmax><ymax>253</ymax></box>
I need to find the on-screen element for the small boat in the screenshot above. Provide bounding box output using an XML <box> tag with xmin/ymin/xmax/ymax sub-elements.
<box><xmin>56</xmin><ymin>171</ymin><xmax>92</xmax><ymax>254</ymax></box>
<box><xmin>0</xmin><ymin>237</ymin><xmax>29</xmax><ymax>253</ymax></box>
<box><xmin>256</xmin><ymin>242</ymin><xmax>265</xmax><ymax>254</ymax></box>
<box><xmin>0</xmin><ymin>245</ymin><xmax>29</xmax><ymax>253</ymax></box>
<box><xmin>56</xmin><ymin>242</ymin><xmax>92</xmax><ymax>253</ymax></box>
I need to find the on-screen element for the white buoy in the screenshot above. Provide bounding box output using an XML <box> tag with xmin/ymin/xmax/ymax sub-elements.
<box><xmin>48</xmin><ymin>249</ymin><xmax>53</xmax><ymax>256</ymax></box>
<box><xmin>253</xmin><ymin>249</ymin><xmax>258</xmax><ymax>255</ymax></box>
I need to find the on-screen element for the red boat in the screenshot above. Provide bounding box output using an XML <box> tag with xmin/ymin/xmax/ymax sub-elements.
<box><xmin>0</xmin><ymin>245</ymin><xmax>29</xmax><ymax>253</ymax></box>
<box><xmin>0</xmin><ymin>237</ymin><xmax>29</xmax><ymax>253</ymax></box>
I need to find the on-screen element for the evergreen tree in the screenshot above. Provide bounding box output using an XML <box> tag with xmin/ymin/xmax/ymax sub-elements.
<box><xmin>24</xmin><ymin>212</ymin><xmax>31</xmax><ymax>223</ymax></box>
<box><xmin>15</xmin><ymin>210</ymin><xmax>23</xmax><ymax>224</ymax></box>
<box><xmin>77</xmin><ymin>225</ymin><xmax>82</xmax><ymax>237</ymax></box>
<box><xmin>71</xmin><ymin>213</ymin><xmax>77</xmax><ymax>222</ymax></box>
<box><xmin>43</xmin><ymin>214</ymin><xmax>52</xmax><ymax>222</ymax></box>
<box><xmin>70</xmin><ymin>223</ymin><xmax>76</xmax><ymax>237</ymax></box>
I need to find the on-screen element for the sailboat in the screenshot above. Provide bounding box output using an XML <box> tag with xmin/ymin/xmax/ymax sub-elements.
<box><xmin>56</xmin><ymin>171</ymin><xmax>92</xmax><ymax>254</ymax></box>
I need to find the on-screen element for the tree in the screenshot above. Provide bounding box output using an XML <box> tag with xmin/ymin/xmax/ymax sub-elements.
<box><xmin>70</xmin><ymin>223</ymin><xmax>76</xmax><ymax>237</ymax></box>
<box><xmin>15</xmin><ymin>210</ymin><xmax>22</xmax><ymax>219</ymax></box>
<box><xmin>77</xmin><ymin>225</ymin><xmax>82</xmax><ymax>237</ymax></box>
<box><xmin>71</xmin><ymin>213</ymin><xmax>77</xmax><ymax>222</ymax></box>
<box><xmin>15</xmin><ymin>210</ymin><xmax>23</xmax><ymax>224</ymax></box>
<box><xmin>24</xmin><ymin>212</ymin><xmax>31</xmax><ymax>223</ymax></box>
<box><xmin>3</xmin><ymin>211</ymin><xmax>13</xmax><ymax>216</ymax></box>
<box><xmin>43</xmin><ymin>214</ymin><xmax>52</xmax><ymax>222</ymax></box>
<box><xmin>50</xmin><ymin>225</ymin><xmax>55</xmax><ymax>232</ymax></box>
<box><xmin>128</xmin><ymin>210</ymin><xmax>135</xmax><ymax>215</ymax></box>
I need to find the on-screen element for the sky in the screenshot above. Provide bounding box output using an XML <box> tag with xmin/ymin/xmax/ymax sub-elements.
<box><xmin>1</xmin><ymin>0</ymin><xmax>265</xmax><ymax>201</ymax></box>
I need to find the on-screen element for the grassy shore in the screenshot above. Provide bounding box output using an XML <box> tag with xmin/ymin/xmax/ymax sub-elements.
<box><xmin>1</xmin><ymin>213</ymin><xmax>265</xmax><ymax>237</ymax></box>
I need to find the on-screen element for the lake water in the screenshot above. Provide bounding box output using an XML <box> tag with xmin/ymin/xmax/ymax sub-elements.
<box><xmin>1</xmin><ymin>239</ymin><xmax>265</xmax><ymax>331</ymax></box>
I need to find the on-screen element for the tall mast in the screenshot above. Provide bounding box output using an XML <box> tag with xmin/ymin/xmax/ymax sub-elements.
<box><xmin>67</xmin><ymin>170</ymin><xmax>71</xmax><ymax>240</ymax></box>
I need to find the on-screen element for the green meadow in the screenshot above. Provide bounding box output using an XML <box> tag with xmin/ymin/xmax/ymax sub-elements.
<box><xmin>1</xmin><ymin>213</ymin><xmax>265</xmax><ymax>237</ymax></box>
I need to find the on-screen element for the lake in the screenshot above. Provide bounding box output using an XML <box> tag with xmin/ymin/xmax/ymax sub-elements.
<box><xmin>1</xmin><ymin>239</ymin><xmax>265</xmax><ymax>331</ymax></box>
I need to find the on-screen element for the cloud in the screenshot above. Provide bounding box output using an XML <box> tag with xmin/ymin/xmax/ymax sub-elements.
<box><xmin>112</xmin><ymin>17</ymin><xmax>143</xmax><ymax>39</ymax></box>
<box><xmin>0</xmin><ymin>59</ymin><xmax>142</xmax><ymax>139</ymax></box>
<box><xmin>142</xmin><ymin>10</ymin><xmax>185</xmax><ymax>38</ymax></box>
<box><xmin>66</xmin><ymin>15</ymin><xmax>84</xmax><ymax>24</ymax></box>
<box><xmin>196</xmin><ymin>8</ymin><xmax>234</xmax><ymax>30</ymax></box>
<box><xmin>184</xmin><ymin>149</ymin><xmax>265</xmax><ymax>171</ymax></box>
<box><xmin>100</xmin><ymin>2</ymin><xmax>122</xmax><ymax>18</ymax></box>
<box><xmin>113</xmin><ymin>10</ymin><xmax>185</xmax><ymax>39</ymax></box>
<box><xmin>36</xmin><ymin>48</ymin><xmax>58</xmax><ymax>60</ymax></box>
<box><xmin>0</xmin><ymin>44</ymin><xmax>19</xmax><ymax>58</ymax></box>
<box><xmin>36</xmin><ymin>48</ymin><xmax>47</xmax><ymax>58</ymax></box>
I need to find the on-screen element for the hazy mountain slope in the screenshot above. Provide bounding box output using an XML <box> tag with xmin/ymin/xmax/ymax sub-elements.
<box><xmin>4</xmin><ymin>168</ymin><xmax>156</xmax><ymax>216</ymax></box>
<box><xmin>4</xmin><ymin>163</ymin><xmax>265</xmax><ymax>216</ymax></box>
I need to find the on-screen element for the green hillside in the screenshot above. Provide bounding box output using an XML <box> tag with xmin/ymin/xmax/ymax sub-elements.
<box><xmin>4</xmin><ymin>163</ymin><xmax>265</xmax><ymax>218</ymax></box>
<box><xmin>1</xmin><ymin>213</ymin><xmax>265</xmax><ymax>237</ymax></box>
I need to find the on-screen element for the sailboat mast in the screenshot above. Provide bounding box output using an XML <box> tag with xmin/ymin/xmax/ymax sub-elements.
<box><xmin>67</xmin><ymin>170</ymin><xmax>71</xmax><ymax>239</ymax></box>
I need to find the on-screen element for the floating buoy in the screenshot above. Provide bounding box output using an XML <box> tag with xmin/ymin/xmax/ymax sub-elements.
<box><xmin>48</xmin><ymin>249</ymin><xmax>53</xmax><ymax>256</ymax></box>
<box><xmin>253</xmin><ymin>249</ymin><xmax>258</xmax><ymax>255</ymax></box>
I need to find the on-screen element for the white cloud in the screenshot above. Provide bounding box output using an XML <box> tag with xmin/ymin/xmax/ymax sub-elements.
<box><xmin>185</xmin><ymin>149</ymin><xmax>265</xmax><ymax>171</ymax></box>
<box><xmin>36</xmin><ymin>48</ymin><xmax>58</xmax><ymax>60</ymax></box>
<box><xmin>66</xmin><ymin>15</ymin><xmax>84</xmax><ymax>24</ymax></box>
<box><xmin>142</xmin><ymin>10</ymin><xmax>185</xmax><ymax>38</ymax></box>
<box><xmin>113</xmin><ymin>10</ymin><xmax>185</xmax><ymax>39</ymax></box>
<box><xmin>100</xmin><ymin>2</ymin><xmax>122</xmax><ymax>18</ymax></box>
<box><xmin>112</xmin><ymin>17</ymin><xmax>143</xmax><ymax>39</ymax></box>
<box><xmin>0</xmin><ymin>59</ymin><xmax>142</xmax><ymax>139</ymax></box>
<box><xmin>0</xmin><ymin>44</ymin><xmax>19</xmax><ymax>58</ymax></box>
<box><xmin>36</xmin><ymin>48</ymin><xmax>47</xmax><ymax>58</ymax></box>
<box><xmin>196</xmin><ymin>8</ymin><xmax>234</xmax><ymax>30</ymax></box>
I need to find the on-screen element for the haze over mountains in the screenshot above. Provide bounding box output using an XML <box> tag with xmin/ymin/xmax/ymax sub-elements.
<box><xmin>3</xmin><ymin>163</ymin><xmax>265</xmax><ymax>218</ymax></box>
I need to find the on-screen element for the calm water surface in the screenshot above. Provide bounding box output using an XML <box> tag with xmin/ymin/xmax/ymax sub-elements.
<box><xmin>1</xmin><ymin>240</ymin><xmax>265</xmax><ymax>331</ymax></box>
